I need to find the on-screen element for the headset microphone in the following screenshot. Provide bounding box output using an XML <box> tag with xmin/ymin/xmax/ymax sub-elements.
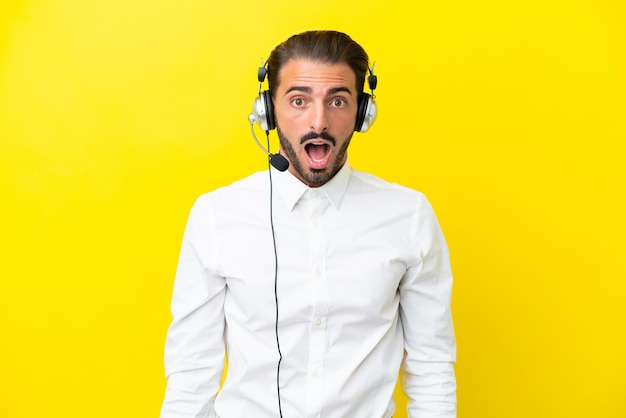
<box><xmin>248</xmin><ymin>114</ymin><xmax>290</xmax><ymax>172</ymax></box>
<box><xmin>270</xmin><ymin>153</ymin><xmax>289</xmax><ymax>172</ymax></box>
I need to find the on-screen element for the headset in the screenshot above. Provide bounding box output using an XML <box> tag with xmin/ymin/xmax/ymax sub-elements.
<box><xmin>250</xmin><ymin>62</ymin><xmax>378</xmax><ymax>133</ymax></box>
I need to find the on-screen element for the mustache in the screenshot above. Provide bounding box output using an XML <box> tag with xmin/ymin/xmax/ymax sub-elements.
<box><xmin>300</xmin><ymin>131</ymin><xmax>336</xmax><ymax>146</ymax></box>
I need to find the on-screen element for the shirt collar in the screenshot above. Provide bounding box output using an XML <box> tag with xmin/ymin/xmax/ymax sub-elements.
<box><xmin>272</xmin><ymin>161</ymin><xmax>351</xmax><ymax>212</ymax></box>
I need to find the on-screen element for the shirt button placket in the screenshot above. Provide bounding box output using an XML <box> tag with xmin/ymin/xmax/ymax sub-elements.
<box><xmin>305</xmin><ymin>192</ymin><xmax>328</xmax><ymax>418</ymax></box>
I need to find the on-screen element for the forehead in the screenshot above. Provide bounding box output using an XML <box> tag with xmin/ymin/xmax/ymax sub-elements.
<box><xmin>276</xmin><ymin>59</ymin><xmax>357</xmax><ymax>94</ymax></box>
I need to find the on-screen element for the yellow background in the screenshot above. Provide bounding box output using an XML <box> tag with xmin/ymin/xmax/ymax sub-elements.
<box><xmin>1</xmin><ymin>0</ymin><xmax>624</xmax><ymax>417</ymax></box>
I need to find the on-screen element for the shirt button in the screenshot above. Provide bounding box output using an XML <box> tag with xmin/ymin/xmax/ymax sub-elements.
<box><xmin>314</xmin><ymin>318</ymin><xmax>323</xmax><ymax>326</ymax></box>
<box><xmin>311</xmin><ymin>369</ymin><xmax>319</xmax><ymax>377</ymax></box>
<box><xmin>314</xmin><ymin>267</ymin><xmax>321</xmax><ymax>277</ymax></box>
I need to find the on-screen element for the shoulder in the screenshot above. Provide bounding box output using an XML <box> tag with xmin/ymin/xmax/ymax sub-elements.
<box><xmin>349</xmin><ymin>169</ymin><xmax>428</xmax><ymax>202</ymax></box>
<box><xmin>347</xmin><ymin>169</ymin><xmax>439</xmax><ymax>222</ymax></box>
<box><xmin>196</xmin><ymin>170</ymin><xmax>267</xmax><ymax>202</ymax></box>
<box><xmin>187</xmin><ymin>170</ymin><xmax>269</xmax><ymax>219</ymax></box>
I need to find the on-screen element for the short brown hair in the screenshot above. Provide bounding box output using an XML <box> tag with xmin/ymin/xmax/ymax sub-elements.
<box><xmin>266</xmin><ymin>30</ymin><xmax>369</xmax><ymax>98</ymax></box>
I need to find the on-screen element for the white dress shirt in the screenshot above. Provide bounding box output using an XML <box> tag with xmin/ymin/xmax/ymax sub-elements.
<box><xmin>161</xmin><ymin>162</ymin><xmax>456</xmax><ymax>418</ymax></box>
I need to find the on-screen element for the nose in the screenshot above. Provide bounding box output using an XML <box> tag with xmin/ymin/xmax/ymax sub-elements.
<box><xmin>309</xmin><ymin>101</ymin><xmax>329</xmax><ymax>132</ymax></box>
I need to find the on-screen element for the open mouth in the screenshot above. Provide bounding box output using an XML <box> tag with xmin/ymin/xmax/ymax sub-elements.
<box><xmin>305</xmin><ymin>141</ymin><xmax>332</xmax><ymax>168</ymax></box>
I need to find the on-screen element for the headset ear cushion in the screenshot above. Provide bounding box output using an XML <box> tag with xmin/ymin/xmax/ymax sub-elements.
<box><xmin>262</xmin><ymin>90</ymin><xmax>276</xmax><ymax>131</ymax></box>
<box><xmin>355</xmin><ymin>93</ymin><xmax>371</xmax><ymax>132</ymax></box>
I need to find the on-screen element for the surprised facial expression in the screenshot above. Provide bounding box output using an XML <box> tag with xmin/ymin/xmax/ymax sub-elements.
<box><xmin>273</xmin><ymin>59</ymin><xmax>358</xmax><ymax>187</ymax></box>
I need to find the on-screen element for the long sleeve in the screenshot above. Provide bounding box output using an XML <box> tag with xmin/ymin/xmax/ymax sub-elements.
<box><xmin>399</xmin><ymin>195</ymin><xmax>457</xmax><ymax>417</ymax></box>
<box><xmin>161</xmin><ymin>198</ymin><xmax>227</xmax><ymax>418</ymax></box>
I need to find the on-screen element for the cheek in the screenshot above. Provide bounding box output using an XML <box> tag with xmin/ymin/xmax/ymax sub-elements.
<box><xmin>335</xmin><ymin>114</ymin><xmax>357</xmax><ymax>135</ymax></box>
<box><xmin>275</xmin><ymin>110</ymin><xmax>304</xmax><ymax>133</ymax></box>
<box><xmin>277</xmin><ymin>123</ymin><xmax>302</xmax><ymax>146</ymax></box>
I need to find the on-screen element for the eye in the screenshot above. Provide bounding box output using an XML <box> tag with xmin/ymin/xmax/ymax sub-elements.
<box><xmin>291</xmin><ymin>97</ymin><xmax>305</xmax><ymax>107</ymax></box>
<box><xmin>331</xmin><ymin>97</ymin><xmax>347</xmax><ymax>108</ymax></box>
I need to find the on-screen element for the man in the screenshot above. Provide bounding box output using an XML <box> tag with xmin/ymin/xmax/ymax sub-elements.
<box><xmin>161</xmin><ymin>30</ymin><xmax>456</xmax><ymax>417</ymax></box>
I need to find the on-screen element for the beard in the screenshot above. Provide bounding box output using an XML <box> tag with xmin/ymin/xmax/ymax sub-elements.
<box><xmin>277</xmin><ymin>126</ymin><xmax>352</xmax><ymax>187</ymax></box>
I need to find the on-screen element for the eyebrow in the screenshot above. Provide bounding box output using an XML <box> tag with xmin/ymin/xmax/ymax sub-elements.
<box><xmin>285</xmin><ymin>86</ymin><xmax>353</xmax><ymax>96</ymax></box>
<box><xmin>328</xmin><ymin>86</ymin><xmax>352</xmax><ymax>96</ymax></box>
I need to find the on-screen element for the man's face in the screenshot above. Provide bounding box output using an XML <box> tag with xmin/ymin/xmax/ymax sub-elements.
<box><xmin>273</xmin><ymin>59</ymin><xmax>358</xmax><ymax>187</ymax></box>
